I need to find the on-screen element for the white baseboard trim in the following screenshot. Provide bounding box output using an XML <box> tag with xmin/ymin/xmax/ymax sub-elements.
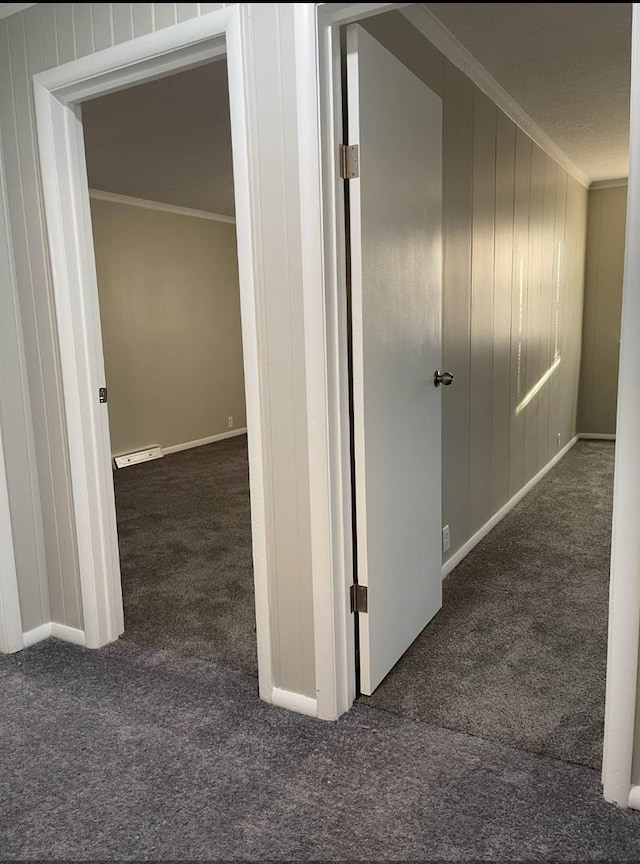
<box><xmin>271</xmin><ymin>686</ymin><xmax>318</xmax><ymax>718</ymax></box>
<box><xmin>22</xmin><ymin>623</ymin><xmax>51</xmax><ymax>647</ymax></box>
<box><xmin>162</xmin><ymin>427</ymin><xmax>247</xmax><ymax>455</ymax></box>
<box><xmin>23</xmin><ymin>622</ymin><xmax>86</xmax><ymax>647</ymax></box>
<box><xmin>50</xmin><ymin>622</ymin><xmax>86</xmax><ymax>645</ymax></box>
<box><xmin>579</xmin><ymin>433</ymin><xmax>616</xmax><ymax>440</ymax></box>
<box><xmin>629</xmin><ymin>786</ymin><xmax>640</xmax><ymax>810</ymax></box>
<box><xmin>442</xmin><ymin>435</ymin><xmax>579</xmax><ymax>579</ymax></box>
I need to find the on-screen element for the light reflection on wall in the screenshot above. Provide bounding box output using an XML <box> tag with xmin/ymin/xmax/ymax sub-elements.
<box><xmin>514</xmin><ymin>238</ymin><xmax>565</xmax><ymax>416</ymax></box>
<box><xmin>516</xmin><ymin>356</ymin><xmax>562</xmax><ymax>415</ymax></box>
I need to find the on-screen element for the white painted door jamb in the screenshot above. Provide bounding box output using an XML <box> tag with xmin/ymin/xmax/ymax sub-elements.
<box><xmin>0</xmin><ymin>416</ymin><xmax>23</xmax><ymax>654</ymax></box>
<box><xmin>602</xmin><ymin>2</ymin><xmax>640</xmax><ymax>810</ymax></box>
<box><xmin>0</xmin><ymin>115</ymin><xmax>25</xmax><ymax>654</ymax></box>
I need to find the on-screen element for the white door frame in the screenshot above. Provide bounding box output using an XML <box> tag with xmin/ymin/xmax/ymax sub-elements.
<box><xmin>0</xmin><ymin>119</ymin><xmax>24</xmax><ymax>654</ymax></box>
<box><xmin>294</xmin><ymin>1</ymin><xmax>405</xmax><ymax>720</ymax></box>
<box><xmin>302</xmin><ymin>1</ymin><xmax>640</xmax><ymax>803</ymax></box>
<box><xmin>0</xmin><ymin>414</ymin><xmax>23</xmax><ymax>654</ymax></box>
<box><xmin>602</xmin><ymin>3</ymin><xmax>640</xmax><ymax>808</ymax></box>
<box><xmin>32</xmin><ymin>7</ymin><xmax>273</xmax><ymax>697</ymax></box>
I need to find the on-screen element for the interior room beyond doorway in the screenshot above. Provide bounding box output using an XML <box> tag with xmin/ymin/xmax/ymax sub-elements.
<box><xmin>82</xmin><ymin>60</ymin><xmax>257</xmax><ymax>675</ymax></box>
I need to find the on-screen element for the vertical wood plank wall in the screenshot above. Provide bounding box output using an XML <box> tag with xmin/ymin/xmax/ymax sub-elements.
<box><xmin>0</xmin><ymin>4</ymin><xmax>317</xmax><ymax>699</ymax></box>
<box><xmin>578</xmin><ymin>185</ymin><xmax>627</xmax><ymax>435</ymax></box>
<box><xmin>363</xmin><ymin>12</ymin><xmax>587</xmax><ymax>559</ymax></box>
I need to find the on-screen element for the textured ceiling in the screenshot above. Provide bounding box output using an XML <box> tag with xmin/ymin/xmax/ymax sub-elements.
<box><xmin>425</xmin><ymin>3</ymin><xmax>632</xmax><ymax>182</ymax></box>
<box><xmin>82</xmin><ymin>61</ymin><xmax>234</xmax><ymax>215</ymax></box>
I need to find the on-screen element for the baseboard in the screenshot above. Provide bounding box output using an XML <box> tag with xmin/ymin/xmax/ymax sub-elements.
<box><xmin>22</xmin><ymin>623</ymin><xmax>51</xmax><ymax>647</ymax></box>
<box><xmin>579</xmin><ymin>433</ymin><xmax>616</xmax><ymax>441</ymax></box>
<box><xmin>442</xmin><ymin>435</ymin><xmax>579</xmax><ymax>578</ymax></box>
<box><xmin>22</xmin><ymin>622</ymin><xmax>86</xmax><ymax>648</ymax></box>
<box><xmin>628</xmin><ymin>786</ymin><xmax>640</xmax><ymax>810</ymax></box>
<box><xmin>50</xmin><ymin>622</ymin><xmax>86</xmax><ymax>646</ymax></box>
<box><xmin>270</xmin><ymin>686</ymin><xmax>318</xmax><ymax>718</ymax></box>
<box><xmin>162</xmin><ymin>427</ymin><xmax>247</xmax><ymax>455</ymax></box>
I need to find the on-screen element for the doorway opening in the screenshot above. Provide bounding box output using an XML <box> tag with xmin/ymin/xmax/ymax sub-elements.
<box><xmin>33</xmin><ymin>8</ymin><xmax>273</xmax><ymax>699</ymax></box>
<box><xmin>80</xmin><ymin>61</ymin><xmax>256</xmax><ymax>675</ymax></box>
<box><xmin>332</xmin><ymin>2</ymin><xmax>629</xmax><ymax>778</ymax></box>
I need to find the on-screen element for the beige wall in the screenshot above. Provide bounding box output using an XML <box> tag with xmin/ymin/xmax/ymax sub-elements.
<box><xmin>363</xmin><ymin>13</ymin><xmax>587</xmax><ymax>560</ymax></box>
<box><xmin>90</xmin><ymin>198</ymin><xmax>246</xmax><ymax>456</ymax></box>
<box><xmin>578</xmin><ymin>185</ymin><xmax>627</xmax><ymax>435</ymax></box>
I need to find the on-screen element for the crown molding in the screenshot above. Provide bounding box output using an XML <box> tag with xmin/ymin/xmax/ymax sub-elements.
<box><xmin>590</xmin><ymin>178</ymin><xmax>628</xmax><ymax>190</ymax></box>
<box><xmin>89</xmin><ymin>189</ymin><xmax>236</xmax><ymax>224</ymax></box>
<box><xmin>402</xmin><ymin>5</ymin><xmax>591</xmax><ymax>189</ymax></box>
<box><xmin>0</xmin><ymin>4</ymin><xmax>36</xmax><ymax>20</ymax></box>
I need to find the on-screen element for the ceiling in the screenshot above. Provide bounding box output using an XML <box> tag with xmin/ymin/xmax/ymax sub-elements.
<box><xmin>425</xmin><ymin>3</ymin><xmax>632</xmax><ymax>182</ymax></box>
<box><xmin>82</xmin><ymin>60</ymin><xmax>235</xmax><ymax>216</ymax></box>
<box><xmin>82</xmin><ymin>4</ymin><xmax>632</xmax><ymax>203</ymax></box>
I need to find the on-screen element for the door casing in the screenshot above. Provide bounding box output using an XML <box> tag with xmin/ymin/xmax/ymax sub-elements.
<box><xmin>32</xmin><ymin>7</ymin><xmax>274</xmax><ymax>699</ymax></box>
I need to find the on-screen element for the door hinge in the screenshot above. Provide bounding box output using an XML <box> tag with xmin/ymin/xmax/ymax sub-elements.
<box><xmin>350</xmin><ymin>583</ymin><xmax>368</xmax><ymax>614</ymax></box>
<box><xmin>340</xmin><ymin>144</ymin><xmax>359</xmax><ymax>179</ymax></box>
<box><xmin>99</xmin><ymin>387</ymin><xmax>108</xmax><ymax>404</ymax></box>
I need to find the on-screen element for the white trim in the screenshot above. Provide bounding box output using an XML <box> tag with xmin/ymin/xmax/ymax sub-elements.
<box><xmin>295</xmin><ymin>5</ymin><xmax>355</xmax><ymax>722</ymax></box>
<box><xmin>401</xmin><ymin>5</ymin><xmax>590</xmax><ymax>190</ymax></box>
<box><xmin>0</xmin><ymin>413</ymin><xmax>22</xmax><ymax>653</ymax></box>
<box><xmin>162</xmin><ymin>427</ymin><xmax>247</xmax><ymax>455</ymax></box>
<box><xmin>602</xmin><ymin>3</ymin><xmax>640</xmax><ymax>808</ymax></box>
<box><xmin>590</xmin><ymin>179</ymin><xmax>628</xmax><ymax>190</ymax></box>
<box><xmin>271</xmin><ymin>686</ymin><xmax>318</xmax><ymax>718</ymax></box>
<box><xmin>89</xmin><ymin>189</ymin><xmax>236</xmax><ymax>224</ymax></box>
<box><xmin>629</xmin><ymin>786</ymin><xmax>640</xmax><ymax>810</ymax></box>
<box><xmin>0</xmin><ymin>147</ymin><xmax>24</xmax><ymax>654</ymax></box>
<box><xmin>579</xmin><ymin>432</ymin><xmax>617</xmax><ymax>440</ymax></box>
<box><xmin>22</xmin><ymin>621</ymin><xmax>86</xmax><ymax>647</ymax></box>
<box><xmin>442</xmin><ymin>437</ymin><xmax>579</xmax><ymax>578</ymax></box>
<box><xmin>22</xmin><ymin>623</ymin><xmax>51</xmax><ymax>648</ymax></box>
<box><xmin>0</xmin><ymin>3</ymin><xmax>35</xmax><ymax>20</ymax></box>
<box><xmin>32</xmin><ymin>7</ymin><xmax>274</xmax><ymax>701</ymax></box>
<box><xmin>50</xmin><ymin>622</ymin><xmax>86</xmax><ymax>645</ymax></box>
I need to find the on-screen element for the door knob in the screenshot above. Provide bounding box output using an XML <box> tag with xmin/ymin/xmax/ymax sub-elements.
<box><xmin>434</xmin><ymin>370</ymin><xmax>454</xmax><ymax>387</ymax></box>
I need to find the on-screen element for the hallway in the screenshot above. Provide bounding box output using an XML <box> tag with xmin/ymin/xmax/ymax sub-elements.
<box><xmin>365</xmin><ymin>441</ymin><xmax>613</xmax><ymax>769</ymax></box>
<box><xmin>0</xmin><ymin>441</ymin><xmax>625</xmax><ymax>859</ymax></box>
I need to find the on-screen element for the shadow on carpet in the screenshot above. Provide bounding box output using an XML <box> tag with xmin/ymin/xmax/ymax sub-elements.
<box><xmin>364</xmin><ymin>441</ymin><xmax>613</xmax><ymax>769</ymax></box>
<box><xmin>113</xmin><ymin>434</ymin><xmax>257</xmax><ymax>676</ymax></box>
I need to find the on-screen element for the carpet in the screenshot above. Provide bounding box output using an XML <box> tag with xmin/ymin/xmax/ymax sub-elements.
<box><xmin>364</xmin><ymin>441</ymin><xmax>614</xmax><ymax>770</ymax></box>
<box><xmin>1</xmin><ymin>638</ymin><xmax>639</xmax><ymax>861</ymax></box>
<box><xmin>113</xmin><ymin>434</ymin><xmax>257</xmax><ymax>676</ymax></box>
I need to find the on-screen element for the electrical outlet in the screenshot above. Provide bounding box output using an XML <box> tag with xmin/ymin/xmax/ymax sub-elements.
<box><xmin>442</xmin><ymin>524</ymin><xmax>451</xmax><ymax>554</ymax></box>
<box><xmin>228</xmin><ymin>416</ymin><xmax>234</xmax><ymax>429</ymax></box>
<box><xmin>557</xmin><ymin>432</ymin><xmax>562</xmax><ymax>450</ymax></box>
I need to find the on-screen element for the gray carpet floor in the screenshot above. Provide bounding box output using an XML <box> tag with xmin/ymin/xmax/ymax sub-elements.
<box><xmin>365</xmin><ymin>441</ymin><xmax>614</xmax><ymax>770</ymax></box>
<box><xmin>113</xmin><ymin>435</ymin><xmax>257</xmax><ymax>676</ymax></box>
<box><xmin>2</xmin><ymin>637</ymin><xmax>640</xmax><ymax>862</ymax></box>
